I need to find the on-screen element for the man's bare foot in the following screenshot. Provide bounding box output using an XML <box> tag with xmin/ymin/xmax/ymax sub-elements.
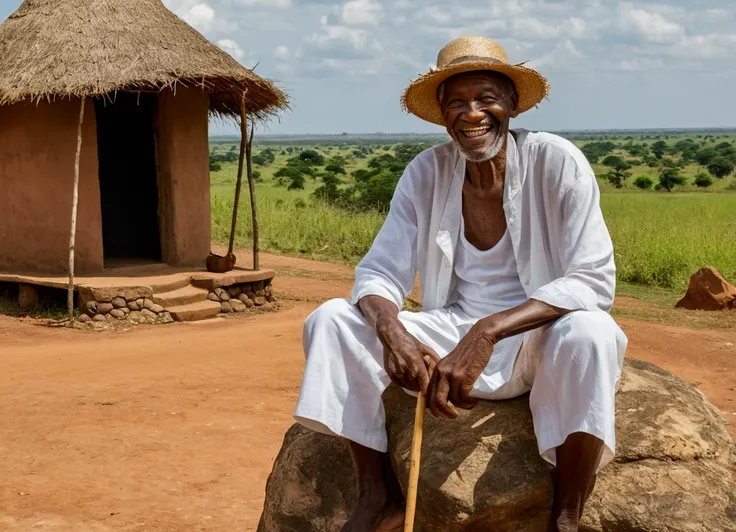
<box><xmin>341</xmin><ymin>492</ymin><xmax>404</xmax><ymax>532</ymax></box>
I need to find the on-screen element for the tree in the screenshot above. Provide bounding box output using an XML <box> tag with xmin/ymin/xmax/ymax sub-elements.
<box><xmin>299</xmin><ymin>149</ymin><xmax>325</xmax><ymax>165</ymax></box>
<box><xmin>601</xmin><ymin>155</ymin><xmax>626</xmax><ymax>167</ymax></box>
<box><xmin>695</xmin><ymin>147</ymin><xmax>718</xmax><ymax>166</ymax></box>
<box><xmin>651</xmin><ymin>140</ymin><xmax>667</xmax><ymax>159</ymax></box>
<box><xmin>252</xmin><ymin>147</ymin><xmax>276</xmax><ymax>166</ymax></box>
<box><xmin>633</xmin><ymin>176</ymin><xmax>654</xmax><ymax>190</ymax></box>
<box><xmin>288</xmin><ymin>174</ymin><xmax>305</xmax><ymax>190</ymax></box>
<box><xmin>581</xmin><ymin>141</ymin><xmax>615</xmax><ymax>164</ymax></box>
<box><xmin>325</xmin><ymin>164</ymin><xmax>346</xmax><ymax>175</ymax></box>
<box><xmin>312</xmin><ymin>172</ymin><xmax>343</xmax><ymax>203</ymax></box>
<box><xmin>707</xmin><ymin>156</ymin><xmax>735</xmax><ymax>178</ymax></box>
<box><xmin>603</xmin><ymin>160</ymin><xmax>632</xmax><ymax>189</ymax></box>
<box><xmin>209</xmin><ymin>154</ymin><xmax>222</xmax><ymax>172</ymax></box>
<box><xmin>394</xmin><ymin>143</ymin><xmax>430</xmax><ymax>164</ymax></box>
<box><xmin>693</xmin><ymin>171</ymin><xmax>713</xmax><ymax>188</ymax></box>
<box><xmin>658</xmin><ymin>165</ymin><xmax>686</xmax><ymax>192</ymax></box>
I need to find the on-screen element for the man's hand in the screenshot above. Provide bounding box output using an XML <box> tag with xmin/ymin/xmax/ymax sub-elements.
<box><xmin>426</xmin><ymin>299</ymin><xmax>570</xmax><ymax>419</ymax></box>
<box><xmin>426</xmin><ymin>322</ymin><xmax>496</xmax><ymax>418</ymax></box>
<box><xmin>357</xmin><ymin>294</ymin><xmax>441</xmax><ymax>395</ymax></box>
<box><xmin>379</xmin><ymin>319</ymin><xmax>440</xmax><ymax>394</ymax></box>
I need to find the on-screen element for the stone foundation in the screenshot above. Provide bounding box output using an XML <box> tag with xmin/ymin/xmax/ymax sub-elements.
<box><xmin>77</xmin><ymin>286</ymin><xmax>173</xmax><ymax>325</ymax></box>
<box><xmin>207</xmin><ymin>278</ymin><xmax>276</xmax><ymax>314</ymax></box>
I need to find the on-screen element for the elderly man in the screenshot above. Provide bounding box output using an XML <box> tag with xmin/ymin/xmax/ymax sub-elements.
<box><xmin>293</xmin><ymin>36</ymin><xmax>627</xmax><ymax>532</ymax></box>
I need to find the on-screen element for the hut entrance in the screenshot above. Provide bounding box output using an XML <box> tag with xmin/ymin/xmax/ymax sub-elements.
<box><xmin>95</xmin><ymin>92</ymin><xmax>161</xmax><ymax>267</ymax></box>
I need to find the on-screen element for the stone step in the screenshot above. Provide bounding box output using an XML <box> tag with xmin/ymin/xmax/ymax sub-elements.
<box><xmin>153</xmin><ymin>285</ymin><xmax>209</xmax><ymax>308</ymax></box>
<box><xmin>167</xmin><ymin>300</ymin><xmax>222</xmax><ymax>322</ymax></box>
<box><xmin>147</xmin><ymin>275</ymin><xmax>193</xmax><ymax>294</ymax></box>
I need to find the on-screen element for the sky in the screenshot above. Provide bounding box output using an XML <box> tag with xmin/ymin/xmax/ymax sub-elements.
<box><xmin>1</xmin><ymin>0</ymin><xmax>736</xmax><ymax>135</ymax></box>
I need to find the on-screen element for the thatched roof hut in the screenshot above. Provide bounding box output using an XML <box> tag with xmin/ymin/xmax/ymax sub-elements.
<box><xmin>0</xmin><ymin>0</ymin><xmax>287</xmax><ymax>277</ymax></box>
<box><xmin>0</xmin><ymin>0</ymin><xmax>288</xmax><ymax>119</ymax></box>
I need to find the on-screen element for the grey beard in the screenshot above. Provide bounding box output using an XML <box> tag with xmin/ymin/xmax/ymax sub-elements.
<box><xmin>456</xmin><ymin>131</ymin><xmax>506</xmax><ymax>163</ymax></box>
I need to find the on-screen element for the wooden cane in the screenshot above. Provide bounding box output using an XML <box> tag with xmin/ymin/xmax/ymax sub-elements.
<box><xmin>404</xmin><ymin>391</ymin><xmax>426</xmax><ymax>532</ymax></box>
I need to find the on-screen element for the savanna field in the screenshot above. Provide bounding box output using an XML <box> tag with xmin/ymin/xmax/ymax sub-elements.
<box><xmin>210</xmin><ymin>131</ymin><xmax>736</xmax><ymax>303</ymax></box>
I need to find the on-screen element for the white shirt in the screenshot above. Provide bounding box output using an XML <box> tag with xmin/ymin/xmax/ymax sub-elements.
<box><xmin>350</xmin><ymin>129</ymin><xmax>617</xmax><ymax>316</ymax></box>
<box><xmin>454</xmin><ymin>216</ymin><xmax>528</xmax><ymax>319</ymax></box>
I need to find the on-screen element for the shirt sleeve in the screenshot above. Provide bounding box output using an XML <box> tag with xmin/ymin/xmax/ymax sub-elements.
<box><xmin>530</xmin><ymin>174</ymin><xmax>616</xmax><ymax>312</ymax></box>
<box><xmin>350</xmin><ymin>172</ymin><xmax>419</xmax><ymax>310</ymax></box>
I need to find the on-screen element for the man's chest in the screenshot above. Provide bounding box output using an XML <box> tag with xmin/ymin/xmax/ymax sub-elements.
<box><xmin>461</xmin><ymin>190</ymin><xmax>507</xmax><ymax>252</ymax></box>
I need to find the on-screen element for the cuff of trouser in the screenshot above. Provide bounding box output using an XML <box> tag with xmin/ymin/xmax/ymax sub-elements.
<box><xmin>293</xmin><ymin>412</ymin><xmax>388</xmax><ymax>453</ymax></box>
<box><xmin>532</xmin><ymin>404</ymin><xmax>616</xmax><ymax>473</ymax></box>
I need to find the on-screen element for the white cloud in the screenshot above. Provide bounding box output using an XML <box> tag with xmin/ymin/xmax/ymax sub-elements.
<box><xmin>512</xmin><ymin>17</ymin><xmax>559</xmax><ymax>39</ymax></box>
<box><xmin>564</xmin><ymin>17</ymin><xmax>589</xmax><ymax>39</ymax></box>
<box><xmin>274</xmin><ymin>45</ymin><xmax>290</xmax><ymax>60</ymax></box>
<box><xmin>239</xmin><ymin>0</ymin><xmax>291</xmax><ymax>9</ymax></box>
<box><xmin>420</xmin><ymin>6</ymin><xmax>452</xmax><ymax>24</ymax></box>
<box><xmin>527</xmin><ymin>39</ymin><xmax>583</xmax><ymax>71</ymax></box>
<box><xmin>341</xmin><ymin>0</ymin><xmax>384</xmax><ymax>26</ymax></box>
<box><xmin>180</xmin><ymin>3</ymin><xmax>215</xmax><ymax>32</ymax></box>
<box><xmin>669</xmin><ymin>33</ymin><xmax>736</xmax><ymax>59</ymax></box>
<box><xmin>618</xmin><ymin>4</ymin><xmax>684</xmax><ymax>43</ymax></box>
<box><xmin>307</xmin><ymin>22</ymin><xmax>383</xmax><ymax>53</ymax></box>
<box><xmin>217</xmin><ymin>38</ymin><xmax>244</xmax><ymax>60</ymax></box>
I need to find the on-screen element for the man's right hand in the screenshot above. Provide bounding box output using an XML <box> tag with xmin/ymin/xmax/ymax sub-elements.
<box><xmin>357</xmin><ymin>294</ymin><xmax>440</xmax><ymax>394</ymax></box>
<box><xmin>377</xmin><ymin>319</ymin><xmax>440</xmax><ymax>394</ymax></box>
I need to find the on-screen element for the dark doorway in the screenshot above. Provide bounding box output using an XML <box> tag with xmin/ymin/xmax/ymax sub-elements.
<box><xmin>95</xmin><ymin>92</ymin><xmax>161</xmax><ymax>266</ymax></box>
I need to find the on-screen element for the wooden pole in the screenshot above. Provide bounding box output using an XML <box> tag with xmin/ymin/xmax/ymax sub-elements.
<box><xmin>227</xmin><ymin>92</ymin><xmax>248</xmax><ymax>256</ymax></box>
<box><xmin>245</xmin><ymin>115</ymin><xmax>259</xmax><ymax>270</ymax></box>
<box><xmin>67</xmin><ymin>97</ymin><xmax>86</xmax><ymax>321</ymax></box>
<box><xmin>404</xmin><ymin>392</ymin><xmax>426</xmax><ymax>532</ymax></box>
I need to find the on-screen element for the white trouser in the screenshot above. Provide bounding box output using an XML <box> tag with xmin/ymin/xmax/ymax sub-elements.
<box><xmin>293</xmin><ymin>298</ymin><xmax>627</xmax><ymax>470</ymax></box>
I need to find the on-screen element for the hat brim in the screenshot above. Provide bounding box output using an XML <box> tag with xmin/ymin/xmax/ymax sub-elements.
<box><xmin>401</xmin><ymin>61</ymin><xmax>549</xmax><ymax>126</ymax></box>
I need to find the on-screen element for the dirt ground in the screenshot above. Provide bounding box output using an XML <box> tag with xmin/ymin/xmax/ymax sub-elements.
<box><xmin>0</xmin><ymin>250</ymin><xmax>734</xmax><ymax>531</ymax></box>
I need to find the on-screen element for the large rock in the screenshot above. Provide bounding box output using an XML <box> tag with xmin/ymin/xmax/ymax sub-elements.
<box><xmin>257</xmin><ymin>359</ymin><xmax>736</xmax><ymax>532</ymax></box>
<box><xmin>676</xmin><ymin>266</ymin><xmax>736</xmax><ymax>311</ymax></box>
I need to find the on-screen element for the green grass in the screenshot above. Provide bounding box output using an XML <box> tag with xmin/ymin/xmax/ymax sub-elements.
<box><xmin>212</xmin><ymin>193</ymin><xmax>385</xmax><ymax>265</ymax></box>
<box><xmin>602</xmin><ymin>193</ymin><xmax>736</xmax><ymax>290</ymax></box>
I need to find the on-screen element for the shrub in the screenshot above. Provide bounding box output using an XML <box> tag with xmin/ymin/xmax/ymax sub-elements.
<box><xmin>209</xmin><ymin>155</ymin><xmax>222</xmax><ymax>172</ymax></box>
<box><xmin>694</xmin><ymin>171</ymin><xmax>713</xmax><ymax>188</ymax></box>
<box><xmin>325</xmin><ymin>164</ymin><xmax>346</xmax><ymax>175</ymax></box>
<box><xmin>288</xmin><ymin>174</ymin><xmax>305</xmax><ymax>190</ymax></box>
<box><xmin>633</xmin><ymin>176</ymin><xmax>654</xmax><ymax>190</ymax></box>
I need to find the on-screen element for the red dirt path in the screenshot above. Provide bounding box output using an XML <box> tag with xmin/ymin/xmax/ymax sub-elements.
<box><xmin>0</xmin><ymin>251</ymin><xmax>734</xmax><ymax>531</ymax></box>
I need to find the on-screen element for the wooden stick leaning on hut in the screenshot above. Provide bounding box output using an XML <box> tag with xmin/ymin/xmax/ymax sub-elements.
<box><xmin>206</xmin><ymin>91</ymin><xmax>249</xmax><ymax>274</ymax></box>
<box><xmin>245</xmin><ymin>117</ymin><xmax>259</xmax><ymax>270</ymax></box>
<box><xmin>67</xmin><ymin>97</ymin><xmax>86</xmax><ymax>321</ymax></box>
<box><xmin>226</xmin><ymin>91</ymin><xmax>248</xmax><ymax>259</ymax></box>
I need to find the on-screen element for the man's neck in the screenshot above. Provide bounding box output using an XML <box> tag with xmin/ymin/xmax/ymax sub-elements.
<box><xmin>465</xmin><ymin>145</ymin><xmax>507</xmax><ymax>193</ymax></box>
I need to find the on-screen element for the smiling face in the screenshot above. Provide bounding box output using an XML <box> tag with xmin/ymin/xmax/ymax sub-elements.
<box><xmin>439</xmin><ymin>71</ymin><xmax>519</xmax><ymax>162</ymax></box>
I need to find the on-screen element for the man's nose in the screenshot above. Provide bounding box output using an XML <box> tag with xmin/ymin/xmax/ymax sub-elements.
<box><xmin>463</xmin><ymin>100</ymin><xmax>486</xmax><ymax>122</ymax></box>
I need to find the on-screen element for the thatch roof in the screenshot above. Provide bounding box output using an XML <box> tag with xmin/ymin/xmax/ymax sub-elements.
<box><xmin>0</xmin><ymin>0</ymin><xmax>288</xmax><ymax>120</ymax></box>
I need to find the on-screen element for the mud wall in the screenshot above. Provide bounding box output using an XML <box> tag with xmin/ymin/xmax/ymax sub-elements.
<box><xmin>156</xmin><ymin>87</ymin><xmax>211</xmax><ymax>267</ymax></box>
<box><xmin>0</xmin><ymin>98</ymin><xmax>103</xmax><ymax>274</ymax></box>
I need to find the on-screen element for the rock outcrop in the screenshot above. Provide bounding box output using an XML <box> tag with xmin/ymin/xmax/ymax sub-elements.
<box><xmin>676</xmin><ymin>266</ymin><xmax>736</xmax><ymax>311</ymax></box>
<box><xmin>257</xmin><ymin>359</ymin><xmax>736</xmax><ymax>532</ymax></box>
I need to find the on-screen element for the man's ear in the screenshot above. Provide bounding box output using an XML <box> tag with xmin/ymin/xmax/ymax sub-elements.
<box><xmin>509</xmin><ymin>91</ymin><xmax>520</xmax><ymax>118</ymax></box>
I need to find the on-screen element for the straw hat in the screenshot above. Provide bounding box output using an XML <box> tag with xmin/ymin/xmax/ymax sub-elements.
<box><xmin>402</xmin><ymin>36</ymin><xmax>549</xmax><ymax>126</ymax></box>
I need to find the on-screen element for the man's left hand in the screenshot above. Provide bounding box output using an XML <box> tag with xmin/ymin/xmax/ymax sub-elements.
<box><xmin>426</xmin><ymin>321</ymin><xmax>497</xmax><ymax>418</ymax></box>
